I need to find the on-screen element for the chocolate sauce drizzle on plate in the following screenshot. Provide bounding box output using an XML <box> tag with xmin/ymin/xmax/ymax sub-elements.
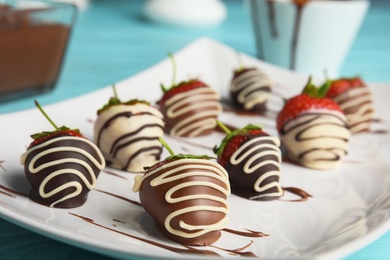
<box><xmin>280</xmin><ymin>186</ymin><xmax>312</xmax><ymax>202</ymax></box>
<box><xmin>94</xmin><ymin>188</ymin><xmax>142</xmax><ymax>207</ymax></box>
<box><xmin>102</xmin><ymin>170</ymin><xmax>128</xmax><ymax>180</ymax></box>
<box><xmin>69</xmin><ymin>212</ymin><xmax>221</xmax><ymax>256</ymax></box>
<box><xmin>209</xmin><ymin>240</ymin><xmax>257</xmax><ymax>257</ymax></box>
<box><xmin>0</xmin><ymin>184</ymin><xmax>28</xmax><ymax>197</ymax></box>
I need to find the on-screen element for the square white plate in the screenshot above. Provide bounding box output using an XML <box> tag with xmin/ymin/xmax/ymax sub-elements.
<box><xmin>1</xmin><ymin>38</ymin><xmax>390</xmax><ymax>259</ymax></box>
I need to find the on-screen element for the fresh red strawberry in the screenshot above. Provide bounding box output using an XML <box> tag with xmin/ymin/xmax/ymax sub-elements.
<box><xmin>276</xmin><ymin>77</ymin><xmax>342</xmax><ymax>132</ymax></box>
<box><xmin>214</xmin><ymin>123</ymin><xmax>266</xmax><ymax>167</ymax></box>
<box><xmin>28</xmin><ymin>101</ymin><xmax>83</xmax><ymax>148</ymax></box>
<box><xmin>325</xmin><ymin>76</ymin><xmax>365</xmax><ymax>99</ymax></box>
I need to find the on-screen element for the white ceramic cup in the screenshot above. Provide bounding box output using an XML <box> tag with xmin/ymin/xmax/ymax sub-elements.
<box><xmin>248</xmin><ymin>0</ymin><xmax>370</xmax><ymax>77</ymax></box>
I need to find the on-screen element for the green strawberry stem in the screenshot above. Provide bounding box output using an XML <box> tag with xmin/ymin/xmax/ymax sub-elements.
<box><xmin>236</xmin><ymin>50</ymin><xmax>244</xmax><ymax>71</ymax></box>
<box><xmin>161</xmin><ymin>52</ymin><xmax>177</xmax><ymax>93</ymax></box>
<box><xmin>302</xmin><ymin>76</ymin><xmax>331</xmax><ymax>98</ymax></box>
<box><xmin>168</xmin><ymin>52</ymin><xmax>177</xmax><ymax>89</ymax></box>
<box><xmin>112</xmin><ymin>84</ymin><xmax>118</xmax><ymax>99</ymax></box>
<box><xmin>158</xmin><ymin>137</ymin><xmax>175</xmax><ymax>156</ymax></box>
<box><xmin>216</xmin><ymin>120</ymin><xmax>231</xmax><ymax>134</ymax></box>
<box><xmin>323</xmin><ymin>69</ymin><xmax>330</xmax><ymax>80</ymax></box>
<box><xmin>34</xmin><ymin>100</ymin><xmax>59</xmax><ymax>130</ymax></box>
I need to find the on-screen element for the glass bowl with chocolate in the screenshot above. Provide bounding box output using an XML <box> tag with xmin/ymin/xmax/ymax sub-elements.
<box><xmin>0</xmin><ymin>0</ymin><xmax>77</xmax><ymax>102</ymax></box>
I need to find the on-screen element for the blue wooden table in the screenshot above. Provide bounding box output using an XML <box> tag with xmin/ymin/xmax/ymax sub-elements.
<box><xmin>1</xmin><ymin>0</ymin><xmax>389</xmax><ymax>259</ymax></box>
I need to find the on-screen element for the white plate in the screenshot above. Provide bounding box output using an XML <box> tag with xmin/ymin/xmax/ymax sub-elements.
<box><xmin>1</xmin><ymin>38</ymin><xmax>390</xmax><ymax>259</ymax></box>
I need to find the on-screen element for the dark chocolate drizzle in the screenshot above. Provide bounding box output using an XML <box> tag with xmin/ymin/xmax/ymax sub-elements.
<box><xmin>280</xmin><ymin>186</ymin><xmax>312</xmax><ymax>202</ymax></box>
<box><xmin>290</xmin><ymin>4</ymin><xmax>303</xmax><ymax>69</ymax></box>
<box><xmin>267</xmin><ymin>0</ymin><xmax>278</xmax><ymax>38</ymax></box>
<box><xmin>209</xmin><ymin>240</ymin><xmax>257</xmax><ymax>257</ymax></box>
<box><xmin>69</xmin><ymin>212</ymin><xmax>220</xmax><ymax>257</ymax></box>
<box><xmin>102</xmin><ymin>170</ymin><xmax>128</xmax><ymax>180</ymax></box>
<box><xmin>223</xmin><ymin>228</ymin><xmax>268</xmax><ymax>238</ymax></box>
<box><xmin>0</xmin><ymin>190</ymin><xmax>15</xmax><ymax>198</ymax></box>
<box><xmin>0</xmin><ymin>160</ymin><xmax>6</xmax><ymax>171</ymax></box>
<box><xmin>281</xmin><ymin>112</ymin><xmax>349</xmax><ymax>163</ymax></box>
<box><xmin>96</xmin><ymin>110</ymin><xmax>164</xmax><ymax>171</ymax></box>
<box><xmin>94</xmin><ymin>188</ymin><xmax>142</xmax><ymax>207</ymax></box>
<box><xmin>0</xmin><ymin>184</ymin><xmax>28</xmax><ymax>197</ymax></box>
<box><xmin>113</xmin><ymin>219</ymin><xmax>126</xmax><ymax>224</ymax></box>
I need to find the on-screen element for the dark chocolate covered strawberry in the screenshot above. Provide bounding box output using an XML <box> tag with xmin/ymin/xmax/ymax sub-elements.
<box><xmin>133</xmin><ymin>138</ymin><xmax>230</xmax><ymax>246</ymax></box>
<box><xmin>158</xmin><ymin>53</ymin><xmax>222</xmax><ymax>137</ymax></box>
<box><xmin>214</xmin><ymin>122</ymin><xmax>283</xmax><ymax>201</ymax></box>
<box><xmin>276</xmin><ymin>77</ymin><xmax>350</xmax><ymax>170</ymax></box>
<box><xmin>20</xmin><ymin>101</ymin><xmax>105</xmax><ymax>208</ymax></box>
<box><xmin>325</xmin><ymin>76</ymin><xmax>374</xmax><ymax>134</ymax></box>
<box><xmin>230</xmin><ymin>61</ymin><xmax>273</xmax><ymax>112</ymax></box>
<box><xmin>94</xmin><ymin>86</ymin><xmax>164</xmax><ymax>172</ymax></box>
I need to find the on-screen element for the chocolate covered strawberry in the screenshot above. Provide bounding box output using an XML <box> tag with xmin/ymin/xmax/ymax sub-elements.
<box><xmin>276</xmin><ymin>77</ymin><xmax>350</xmax><ymax>170</ymax></box>
<box><xmin>230</xmin><ymin>56</ymin><xmax>273</xmax><ymax>112</ymax></box>
<box><xmin>325</xmin><ymin>76</ymin><xmax>374</xmax><ymax>134</ymax></box>
<box><xmin>94</xmin><ymin>86</ymin><xmax>164</xmax><ymax>172</ymax></box>
<box><xmin>133</xmin><ymin>138</ymin><xmax>230</xmax><ymax>246</ymax></box>
<box><xmin>158</xmin><ymin>53</ymin><xmax>222</xmax><ymax>137</ymax></box>
<box><xmin>214</xmin><ymin>122</ymin><xmax>283</xmax><ymax>201</ymax></box>
<box><xmin>20</xmin><ymin>101</ymin><xmax>105</xmax><ymax>208</ymax></box>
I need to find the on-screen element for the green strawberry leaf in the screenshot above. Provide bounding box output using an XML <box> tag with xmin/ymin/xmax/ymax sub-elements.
<box><xmin>166</xmin><ymin>154</ymin><xmax>216</xmax><ymax>161</ymax></box>
<box><xmin>97</xmin><ymin>96</ymin><xmax>122</xmax><ymax>114</ymax></box>
<box><xmin>30</xmin><ymin>126</ymin><xmax>80</xmax><ymax>140</ymax></box>
<box><xmin>214</xmin><ymin>124</ymin><xmax>262</xmax><ymax>156</ymax></box>
<box><xmin>302</xmin><ymin>76</ymin><xmax>330</xmax><ymax>98</ymax></box>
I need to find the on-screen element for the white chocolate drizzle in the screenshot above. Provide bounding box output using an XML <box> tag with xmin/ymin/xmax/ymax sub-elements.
<box><xmin>332</xmin><ymin>87</ymin><xmax>374</xmax><ymax>133</ymax></box>
<box><xmin>164</xmin><ymin>87</ymin><xmax>222</xmax><ymax>137</ymax></box>
<box><xmin>230</xmin><ymin>136</ymin><xmax>283</xmax><ymax>199</ymax></box>
<box><xmin>280</xmin><ymin>109</ymin><xmax>350</xmax><ymax>170</ymax></box>
<box><xmin>93</xmin><ymin>103</ymin><xmax>164</xmax><ymax>172</ymax></box>
<box><xmin>133</xmin><ymin>159</ymin><xmax>230</xmax><ymax>239</ymax></box>
<box><xmin>230</xmin><ymin>69</ymin><xmax>273</xmax><ymax>110</ymax></box>
<box><xmin>20</xmin><ymin>136</ymin><xmax>105</xmax><ymax>207</ymax></box>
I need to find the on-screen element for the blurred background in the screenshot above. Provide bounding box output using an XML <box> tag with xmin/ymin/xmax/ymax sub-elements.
<box><xmin>1</xmin><ymin>0</ymin><xmax>389</xmax><ymax>113</ymax></box>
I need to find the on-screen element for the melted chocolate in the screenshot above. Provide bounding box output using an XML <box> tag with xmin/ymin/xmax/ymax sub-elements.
<box><xmin>280</xmin><ymin>112</ymin><xmax>350</xmax><ymax>166</ymax></box>
<box><xmin>224</xmin><ymin>134</ymin><xmax>283</xmax><ymax>201</ymax></box>
<box><xmin>95</xmin><ymin>108</ymin><xmax>164</xmax><ymax>172</ymax></box>
<box><xmin>0</xmin><ymin>190</ymin><xmax>15</xmax><ymax>198</ymax></box>
<box><xmin>94</xmin><ymin>188</ymin><xmax>142</xmax><ymax>207</ymax></box>
<box><xmin>223</xmin><ymin>228</ymin><xmax>268</xmax><ymax>238</ymax></box>
<box><xmin>134</xmin><ymin>159</ymin><xmax>230</xmax><ymax>246</ymax></box>
<box><xmin>159</xmin><ymin>86</ymin><xmax>221</xmax><ymax>137</ymax></box>
<box><xmin>267</xmin><ymin>1</ymin><xmax>278</xmax><ymax>38</ymax></box>
<box><xmin>69</xmin><ymin>212</ymin><xmax>220</xmax><ymax>256</ymax></box>
<box><xmin>280</xmin><ymin>187</ymin><xmax>312</xmax><ymax>202</ymax></box>
<box><xmin>102</xmin><ymin>170</ymin><xmax>128</xmax><ymax>180</ymax></box>
<box><xmin>113</xmin><ymin>219</ymin><xmax>126</xmax><ymax>224</ymax></box>
<box><xmin>265</xmin><ymin>0</ymin><xmax>312</xmax><ymax>69</ymax></box>
<box><xmin>0</xmin><ymin>5</ymin><xmax>72</xmax><ymax>99</ymax></box>
<box><xmin>0</xmin><ymin>184</ymin><xmax>28</xmax><ymax>197</ymax></box>
<box><xmin>22</xmin><ymin>136</ymin><xmax>105</xmax><ymax>208</ymax></box>
<box><xmin>230</xmin><ymin>68</ymin><xmax>272</xmax><ymax>113</ymax></box>
<box><xmin>209</xmin><ymin>240</ymin><xmax>257</xmax><ymax>257</ymax></box>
